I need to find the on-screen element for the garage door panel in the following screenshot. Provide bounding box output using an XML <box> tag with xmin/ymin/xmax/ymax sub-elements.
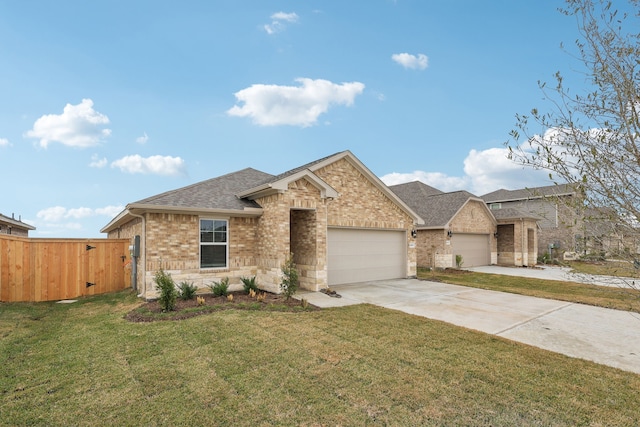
<box><xmin>328</xmin><ymin>228</ymin><xmax>406</xmax><ymax>286</ymax></box>
<box><xmin>451</xmin><ymin>234</ymin><xmax>490</xmax><ymax>267</ymax></box>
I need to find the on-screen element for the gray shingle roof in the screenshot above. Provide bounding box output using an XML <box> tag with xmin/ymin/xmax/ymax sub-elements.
<box><xmin>490</xmin><ymin>207</ymin><xmax>540</xmax><ymax>221</ymax></box>
<box><xmin>389</xmin><ymin>182</ymin><xmax>476</xmax><ymax>228</ymax></box>
<box><xmin>132</xmin><ymin>168</ymin><xmax>274</xmax><ymax>210</ymax></box>
<box><xmin>0</xmin><ymin>213</ymin><xmax>36</xmax><ymax>230</ymax></box>
<box><xmin>481</xmin><ymin>183</ymin><xmax>575</xmax><ymax>203</ymax></box>
<box><xmin>388</xmin><ymin>181</ymin><xmax>443</xmax><ymax>203</ymax></box>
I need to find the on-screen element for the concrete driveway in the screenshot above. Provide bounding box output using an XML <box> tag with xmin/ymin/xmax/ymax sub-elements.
<box><xmin>297</xmin><ymin>276</ymin><xmax>640</xmax><ymax>374</ymax></box>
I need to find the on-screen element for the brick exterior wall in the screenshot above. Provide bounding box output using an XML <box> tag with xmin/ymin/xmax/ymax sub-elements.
<box><xmin>416</xmin><ymin>229</ymin><xmax>445</xmax><ymax>268</ymax></box>
<box><xmin>496</xmin><ymin>219</ymin><xmax>538</xmax><ymax>266</ymax></box>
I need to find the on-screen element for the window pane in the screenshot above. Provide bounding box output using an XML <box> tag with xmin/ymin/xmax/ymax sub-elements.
<box><xmin>214</xmin><ymin>220</ymin><xmax>227</xmax><ymax>243</ymax></box>
<box><xmin>200</xmin><ymin>220</ymin><xmax>214</xmax><ymax>242</ymax></box>
<box><xmin>201</xmin><ymin>245</ymin><xmax>227</xmax><ymax>268</ymax></box>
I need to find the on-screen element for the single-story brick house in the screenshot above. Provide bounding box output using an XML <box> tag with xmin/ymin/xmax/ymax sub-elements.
<box><xmin>389</xmin><ymin>181</ymin><xmax>498</xmax><ymax>268</ymax></box>
<box><xmin>390</xmin><ymin>181</ymin><xmax>539</xmax><ymax>268</ymax></box>
<box><xmin>101</xmin><ymin>151</ymin><xmax>423</xmax><ymax>299</ymax></box>
<box><xmin>0</xmin><ymin>213</ymin><xmax>35</xmax><ymax>237</ymax></box>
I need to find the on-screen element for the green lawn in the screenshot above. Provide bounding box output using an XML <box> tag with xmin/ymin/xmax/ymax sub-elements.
<box><xmin>1</xmin><ymin>290</ymin><xmax>639</xmax><ymax>426</ymax></box>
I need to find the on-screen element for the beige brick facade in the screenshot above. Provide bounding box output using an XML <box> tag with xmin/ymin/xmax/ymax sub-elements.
<box><xmin>496</xmin><ymin>219</ymin><xmax>538</xmax><ymax>266</ymax></box>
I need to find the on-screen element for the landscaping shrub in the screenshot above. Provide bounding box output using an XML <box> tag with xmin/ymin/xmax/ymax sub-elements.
<box><xmin>280</xmin><ymin>254</ymin><xmax>299</xmax><ymax>300</ymax></box>
<box><xmin>154</xmin><ymin>269</ymin><xmax>177</xmax><ymax>311</ymax></box>
<box><xmin>177</xmin><ymin>281</ymin><xmax>198</xmax><ymax>300</ymax></box>
<box><xmin>241</xmin><ymin>276</ymin><xmax>259</xmax><ymax>294</ymax></box>
<box><xmin>208</xmin><ymin>277</ymin><xmax>229</xmax><ymax>297</ymax></box>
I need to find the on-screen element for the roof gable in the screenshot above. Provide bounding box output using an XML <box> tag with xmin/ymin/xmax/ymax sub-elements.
<box><xmin>390</xmin><ymin>184</ymin><xmax>494</xmax><ymax>228</ymax></box>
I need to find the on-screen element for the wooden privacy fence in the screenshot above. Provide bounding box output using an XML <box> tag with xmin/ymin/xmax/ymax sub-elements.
<box><xmin>0</xmin><ymin>235</ymin><xmax>131</xmax><ymax>302</ymax></box>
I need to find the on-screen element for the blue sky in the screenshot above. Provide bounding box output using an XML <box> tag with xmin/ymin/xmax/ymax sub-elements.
<box><xmin>1</xmin><ymin>0</ymin><xmax>588</xmax><ymax>237</ymax></box>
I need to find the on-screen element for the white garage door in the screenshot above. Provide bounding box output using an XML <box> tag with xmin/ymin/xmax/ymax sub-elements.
<box><xmin>327</xmin><ymin>228</ymin><xmax>406</xmax><ymax>286</ymax></box>
<box><xmin>451</xmin><ymin>233</ymin><xmax>490</xmax><ymax>267</ymax></box>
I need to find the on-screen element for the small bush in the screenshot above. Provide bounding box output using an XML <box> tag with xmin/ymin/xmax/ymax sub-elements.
<box><xmin>177</xmin><ymin>281</ymin><xmax>198</xmax><ymax>300</ymax></box>
<box><xmin>241</xmin><ymin>276</ymin><xmax>259</xmax><ymax>294</ymax></box>
<box><xmin>154</xmin><ymin>269</ymin><xmax>177</xmax><ymax>311</ymax></box>
<box><xmin>280</xmin><ymin>253</ymin><xmax>299</xmax><ymax>300</ymax></box>
<box><xmin>455</xmin><ymin>254</ymin><xmax>464</xmax><ymax>268</ymax></box>
<box><xmin>208</xmin><ymin>277</ymin><xmax>229</xmax><ymax>297</ymax></box>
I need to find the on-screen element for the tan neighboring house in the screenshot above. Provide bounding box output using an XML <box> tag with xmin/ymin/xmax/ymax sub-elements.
<box><xmin>0</xmin><ymin>213</ymin><xmax>35</xmax><ymax>237</ymax></box>
<box><xmin>390</xmin><ymin>181</ymin><xmax>539</xmax><ymax>268</ymax></box>
<box><xmin>389</xmin><ymin>181</ymin><xmax>498</xmax><ymax>268</ymax></box>
<box><xmin>482</xmin><ymin>184</ymin><xmax>577</xmax><ymax>258</ymax></box>
<box><xmin>101</xmin><ymin>151</ymin><xmax>423</xmax><ymax>299</ymax></box>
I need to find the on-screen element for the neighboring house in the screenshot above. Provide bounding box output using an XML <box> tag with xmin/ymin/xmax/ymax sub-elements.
<box><xmin>102</xmin><ymin>151</ymin><xmax>423</xmax><ymax>299</ymax></box>
<box><xmin>579</xmin><ymin>207</ymin><xmax>640</xmax><ymax>257</ymax></box>
<box><xmin>0</xmin><ymin>213</ymin><xmax>35</xmax><ymax>237</ymax></box>
<box><xmin>390</xmin><ymin>181</ymin><xmax>539</xmax><ymax>268</ymax></box>
<box><xmin>389</xmin><ymin>181</ymin><xmax>498</xmax><ymax>268</ymax></box>
<box><xmin>482</xmin><ymin>184</ymin><xmax>578</xmax><ymax>257</ymax></box>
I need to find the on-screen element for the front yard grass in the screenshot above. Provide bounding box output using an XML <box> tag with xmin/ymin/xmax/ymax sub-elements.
<box><xmin>1</xmin><ymin>289</ymin><xmax>639</xmax><ymax>426</ymax></box>
<box><xmin>419</xmin><ymin>268</ymin><xmax>640</xmax><ymax>313</ymax></box>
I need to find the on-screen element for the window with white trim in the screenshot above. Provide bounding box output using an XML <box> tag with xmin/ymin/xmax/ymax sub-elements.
<box><xmin>200</xmin><ymin>219</ymin><xmax>228</xmax><ymax>269</ymax></box>
<box><xmin>489</xmin><ymin>203</ymin><xmax>502</xmax><ymax>210</ymax></box>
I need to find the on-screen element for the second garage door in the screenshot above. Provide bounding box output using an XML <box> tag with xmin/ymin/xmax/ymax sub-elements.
<box><xmin>450</xmin><ymin>233</ymin><xmax>490</xmax><ymax>267</ymax></box>
<box><xmin>327</xmin><ymin>228</ymin><xmax>406</xmax><ymax>286</ymax></box>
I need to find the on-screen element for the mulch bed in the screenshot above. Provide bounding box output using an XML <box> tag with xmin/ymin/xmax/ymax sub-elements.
<box><xmin>125</xmin><ymin>291</ymin><xmax>319</xmax><ymax>322</ymax></box>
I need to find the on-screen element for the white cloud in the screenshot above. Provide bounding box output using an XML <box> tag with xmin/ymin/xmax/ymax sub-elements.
<box><xmin>36</xmin><ymin>205</ymin><xmax>124</xmax><ymax>222</ymax></box>
<box><xmin>136</xmin><ymin>132</ymin><xmax>149</xmax><ymax>144</ymax></box>
<box><xmin>391</xmin><ymin>52</ymin><xmax>429</xmax><ymax>70</ymax></box>
<box><xmin>111</xmin><ymin>154</ymin><xmax>186</xmax><ymax>176</ymax></box>
<box><xmin>380</xmin><ymin>146</ymin><xmax>552</xmax><ymax>196</ymax></box>
<box><xmin>463</xmin><ymin>147</ymin><xmax>550</xmax><ymax>195</ymax></box>
<box><xmin>25</xmin><ymin>99</ymin><xmax>111</xmax><ymax>148</ymax></box>
<box><xmin>264</xmin><ymin>11</ymin><xmax>299</xmax><ymax>34</ymax></box>
<box><xmin>227</xmin><ymin>78</ymin><xmax>365</xmax><ymax>127</ymax></box>
<box><xmin>95</xmin><ymin>205</ymin><xmax>124</xmax><ymax>217</ymax></box>
<box><xmin>0</xmin><ymin>137</ymin><xmax>10</xmax><ymax>147</ymax></box>
<box><xmin>89</xmin><ymin>154</ymin><xmax>108</xmax><ymax>168</ymax></box>
<box><xmin>37</xmin><ymin>206</ymin><xmax>68</xmax><ymax>222</ymax></box>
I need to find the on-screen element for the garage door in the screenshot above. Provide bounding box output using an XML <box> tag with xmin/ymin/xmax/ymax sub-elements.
<box><xmin>327</xmin><ymin>228</ymin><xmax>406</xmax><ymax>286</ymax></box>
<box><xmin>450</xmin><ymin>233</ymin><xmax>490</xmax><ymax>267</ymax></box>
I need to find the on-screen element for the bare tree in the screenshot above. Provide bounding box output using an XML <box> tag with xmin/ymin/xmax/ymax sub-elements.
<box><xmin>507</xmin><ymin>0</ymin><xmax>640</xmax><ymax>282</ymax></box>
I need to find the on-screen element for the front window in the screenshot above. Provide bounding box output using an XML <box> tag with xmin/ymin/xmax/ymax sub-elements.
<box><xmin>200</xmin><ymin>219</ymin><xmax>228</xmax><ymax>269</ymax></box>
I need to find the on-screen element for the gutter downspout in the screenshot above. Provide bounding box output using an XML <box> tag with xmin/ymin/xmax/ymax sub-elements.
<box><xmin>128</xmin><ymin>211</ymin><xmax>146</xmax><ymax>298</ymax></box>
<box><xmin>521</xmin><ymin>219</ymin><xmax>526</xmax><ymax>266</ymax></box>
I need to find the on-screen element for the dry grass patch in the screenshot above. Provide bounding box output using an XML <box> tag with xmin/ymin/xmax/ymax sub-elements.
<box><xmin>0</xmin><ymin>290</ymin><xmax>639</xmax><ymax>425</ymax></box>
